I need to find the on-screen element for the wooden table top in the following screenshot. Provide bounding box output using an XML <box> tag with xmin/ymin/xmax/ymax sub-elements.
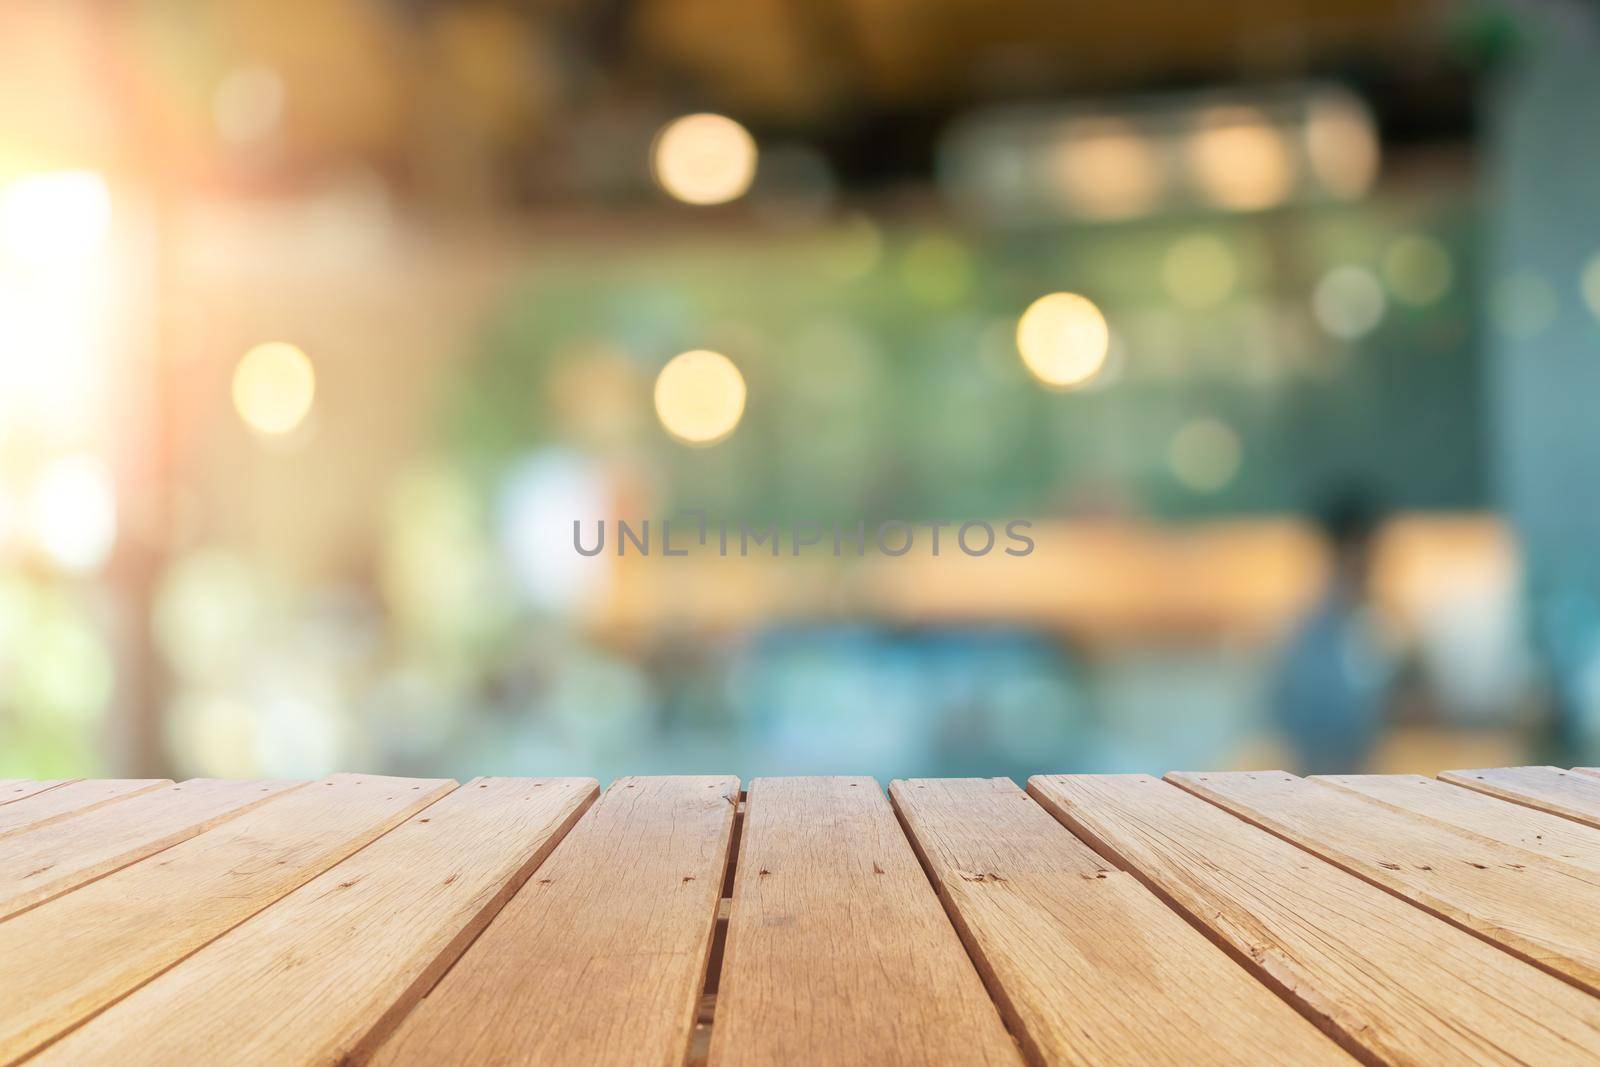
<box><xmin>3</xmin><ymin>766</ymin><xmax>1600</xmax><ymax>1065</ymax></box>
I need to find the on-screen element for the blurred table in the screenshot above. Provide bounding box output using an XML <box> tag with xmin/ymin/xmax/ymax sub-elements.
<box><xmin>3</xmin><ymin>765</ymin><xmax>1599</xmax><ymax>1064</ymax></box>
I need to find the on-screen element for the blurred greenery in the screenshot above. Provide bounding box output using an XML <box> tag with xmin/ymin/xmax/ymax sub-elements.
<box><xmin>455</xmin><ymin>196</ymin><xmax>1482</xmax><ymax>526</ymax></box>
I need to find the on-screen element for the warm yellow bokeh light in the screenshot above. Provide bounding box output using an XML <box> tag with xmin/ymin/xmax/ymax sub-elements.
<box><xmin>654</xmin><ymin>349</ymin><xmax>747</xmax><ymax>444</ymax></box>
<box><xmin>1052</xmin><ymin>119</ymin><xmax>1162</xmax><ymax>221</ymax></box>
<box><xmin>1016</xmin><ymin>292</ymin><xmax>1110</xmax><ymax>390</ymax></box>
<box><xmin>1188</xmin><ymin>107</ymin><xmax>1293</xmax><ymax>212</ymax></box>
<box><xmin>233</xmin><ymin>342</ymin><xmax>316</xmax><ymax>435</ymax></box>
<box><xmin>1305</xmin><ymin>92</ymin><xmax>1380</xmax><ymax>199</ymax></box>
<box><xmin>31</xmin><ymin>454</ymin><xmax>117</xmax><ymax>573</ymax></box>
<box><xmin>652</xmin><ymin>113</ymin><xmax>758</xmax><ymax>206</ymax></box>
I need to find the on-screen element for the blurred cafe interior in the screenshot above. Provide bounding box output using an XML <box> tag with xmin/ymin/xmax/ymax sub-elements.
<box><xmin>2</xmin><ymin>0</ymin><xmax>1600</xmax><ymax>784</ymax></box>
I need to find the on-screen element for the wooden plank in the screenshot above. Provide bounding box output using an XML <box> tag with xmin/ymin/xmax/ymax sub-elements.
<box><xmin>707</xmin><ymin>777</ymin><xmax>1020</xmax><ymax>1067</ymax></box>
<box><xmin>373</xmin><ymin>775</ymin><xmax>738</xmax><ymax>1066</ymax></box>
<box><xmin>0</xmin><ymin>774</ymin><xmax>454</xmax><ymax>1064</ymax></box>
<box><xmin>0</xmin><ymin>778</ymin><xmax>302</xmax><ymax>921</ymax></box>
<box><xmin>1030</xmin><ymin>774</ymin><xmax>1600</xmax><ymax>1065</ymax></box>
<box><xmin>1440</xmin><ymin>766</ymin><xmax>1600</xmax><ymax>830</ymax></box>
<box><xmin>889</xmin><ymin>778</ymin><xmax>1350</xmax><ymax>1067</ymax></box>
<box><xmin>0</xmin><ymin>781</ymin><xmax>75</xmax><ymax>807</ymax></box>
<box><xmin>1169</xmin><ymin>770</ymin><xmax>1600</xmax><ymax>995</ymax></box>
<box><xmin>0</xmin><ymin>779</ymin><xmax>170</xmax><ymax>841</ymax></box>
<box><xmin>29</xmin><ymin>777</ymin><xmax>598</xmax><ymax>1067</ymax></box>
<box><xmin>1319</xmin><ymin>773</ymin><xmax>1600</xmax><ymax>872</ymax></box>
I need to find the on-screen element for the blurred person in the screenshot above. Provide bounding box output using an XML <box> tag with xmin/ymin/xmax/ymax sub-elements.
<box><xmin>1273</xmin><ymin>490</ymin><xmax>1396</xmax><ymax>773</ymax></box>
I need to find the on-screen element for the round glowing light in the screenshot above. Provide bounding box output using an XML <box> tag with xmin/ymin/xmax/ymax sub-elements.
<box><xmin>653</xmin><ymin>349</ymin><xmax>747</xmax><ymax>444</ymax></box>
<box><xmin>233</xmin><ymin>342</ymin><xmax>315</xmax><ymax>435</ymax></box>
<box><xmin>1382</xmin><ymin>235</ymin><xmax>1453</xmax><ymax>305</ymax></box>
<box><xmin>1580</xmin><ymin>252</ymin><xmax>1600</xmax><ymax>324</ymax></box>
<box><xmin>1188</xmin><ymin>107</ymin><xmax>1293</xmax><ymax>212</ymax></box>
<box><xmin>1162</xmin><ymin>234</ymin><xmax>1238</xmax><ymax>309</ymax></box>
<box><xmin>1052</xmin><ymin>119</ymin><xmax>1162</xmax><ymax>221</ymax></box>
<box><xmin>652</xmin><ymin>113</ymin><xmax>758</xmax><ymax>206</ymax></box>
<box><xmin>1170</xmin><ymin>417</ymin><xmax>1242</xmax><ymax>492</ymax></box>
<box><xmin>0</xmin><ymin>170</ymin><xmax>111</xmax><ymax>267</ymax></box>
<box><xmin>1016</xmin><ymin>292</ymin><xmax>1110</xmax><ymax>390</ymax></box>
<box><xmin>30</xmin><ymin>454</ymin><xmax>116</xmax><ymax>573</ymax></box>
<box><xmin>499</xmin><ymin>450</ymin><xmax>612</xmax><ymax>610</ymax></box>
<box><xmin>1305</xmin><ymin>92</ymin><xmax>1380</xmax><ymax>200</ymax></box>
<box><xmin>212</xmin><ymin>66</ymin><xmax>285</xmax><ymax>146</ymax></box>
<box><xmin>1312</xmin><ymin>265</ymin><xmax>1386</xmax><ymax>340</ymax></box>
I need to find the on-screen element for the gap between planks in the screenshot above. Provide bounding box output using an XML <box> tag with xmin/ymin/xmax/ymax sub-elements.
<box><xmin>686</xmin><ymin>792</ymin><xmax>744</xmax><ymax>1067</ymax></box>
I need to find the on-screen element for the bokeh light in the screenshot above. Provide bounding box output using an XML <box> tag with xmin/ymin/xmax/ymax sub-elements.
<box><xmin>1580</xmin><ymin>252</ymin><xmax>1600</xmax><ymax>323</ymax></box>
<box><xmin>1162</xmin><ymin>234</ymin><xmax>1238</xmax><ymax>308</ymax></box>
<box><xmin>498</xmin><ymin>450</ymin><xmax>612</xmax><ymax>610</ymax></box>
<box><xmin>1312</xmin><ymin>265</ymin><xmax>1386</xmax><ymax>340</ymax></box>
<box><xmin>1187</xmin><ymin>107</ymin><xmax>1293</xmax><ymax>212</ymax></box>
<box><xmin>652</xmin><ymin>113</ymin><xmax>758</xmax><ymax>206</ymax></box>
<box><xmin>233</xmin><ymin>342</ymin><xmax>316</xmax><ymax>435</ymax></box>
<box><xmin>1170</xmin><ymin>417</ymin><xmax>1242</xmax><ymax>491</ymax></box>
<box><xmin>1016</xmin><ymin>292</ymin><xmax>1111</xmax><ymax>390</ymax></box>
<box><xmin>1051</xmin><ymin>118</ymin><xmax>1163</xmax><ymax>221</ymax></box>
<box><xmin>1305</xmin><ymin>92</ymin><xmax>1380</xmax><ymax>199</ymax></box>
<box><xmin>654</xmin><ymin>349</ymin><xmax>747</xmax><ymax>444</ymax></box>
<box><xmin>1382</xmin><ymin>235</ymin><xmax>1453</xmax><ymax>305</ymax></box>
<box><xmin>30</xmin><ymin>454</ymin><xmax>116</xmax><ymax>573</ymax></box>
<box><xmin>0</xmin><ymin>170</ymin><xmax>111</xmax><ymax>267</ymax></box>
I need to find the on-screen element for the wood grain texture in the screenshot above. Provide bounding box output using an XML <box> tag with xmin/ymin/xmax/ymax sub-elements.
<box><xmin>1170</xmin><ymin>770</ymin><xmax>1600</xmax><ymax>995</ymax></box>
<box><xmin>0</xmin><ymin>778</ymin><xmax>302</xmax><ymax>921</ymax></box>
<box><xmin>708</xmin><ymin>777</ymin><xmax>1020</xmax><ymax>1067</ymax></box>
<box><xmin>1030</xmin><ymin>774</ymin><xmax>1600</xmax><ymax>1065</ymax></box>
<box><xmin>374</xmin><ymin>776</ymin><xmax>737</xmax><ymax>1067</ymax></box>
<box><xmin>1441</xmin><ymin>766</ymin><xmax>1600</xmax><ymax>830</ymax></box>
<box><xmin>0</xmin><ymin>774</ymin><xmax>453</xmax><ymax>1064</ymax></box>
<box><xmin>0</xmin><ymin>781</ymin><xmax>75</xmax><ymax>807</ymax></box>
<box><xmin>28</xmin><ymin>777</ymin><xmax>599</xmax><ymax>1067</ymax></box>
<box><xmin>889</xmin><ymin>778</ymin><xmax>1350</xmax><ymax>1067</ymax></box>
<box><xmin>0</xmin><ymin>779</ymin><xmax>169</xmax><ymax>841</ymax></box>
<box><xmin>1319</xmin><ymin>773</ymin><xmax>1600</xmax><ymax>872</ymax></box>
